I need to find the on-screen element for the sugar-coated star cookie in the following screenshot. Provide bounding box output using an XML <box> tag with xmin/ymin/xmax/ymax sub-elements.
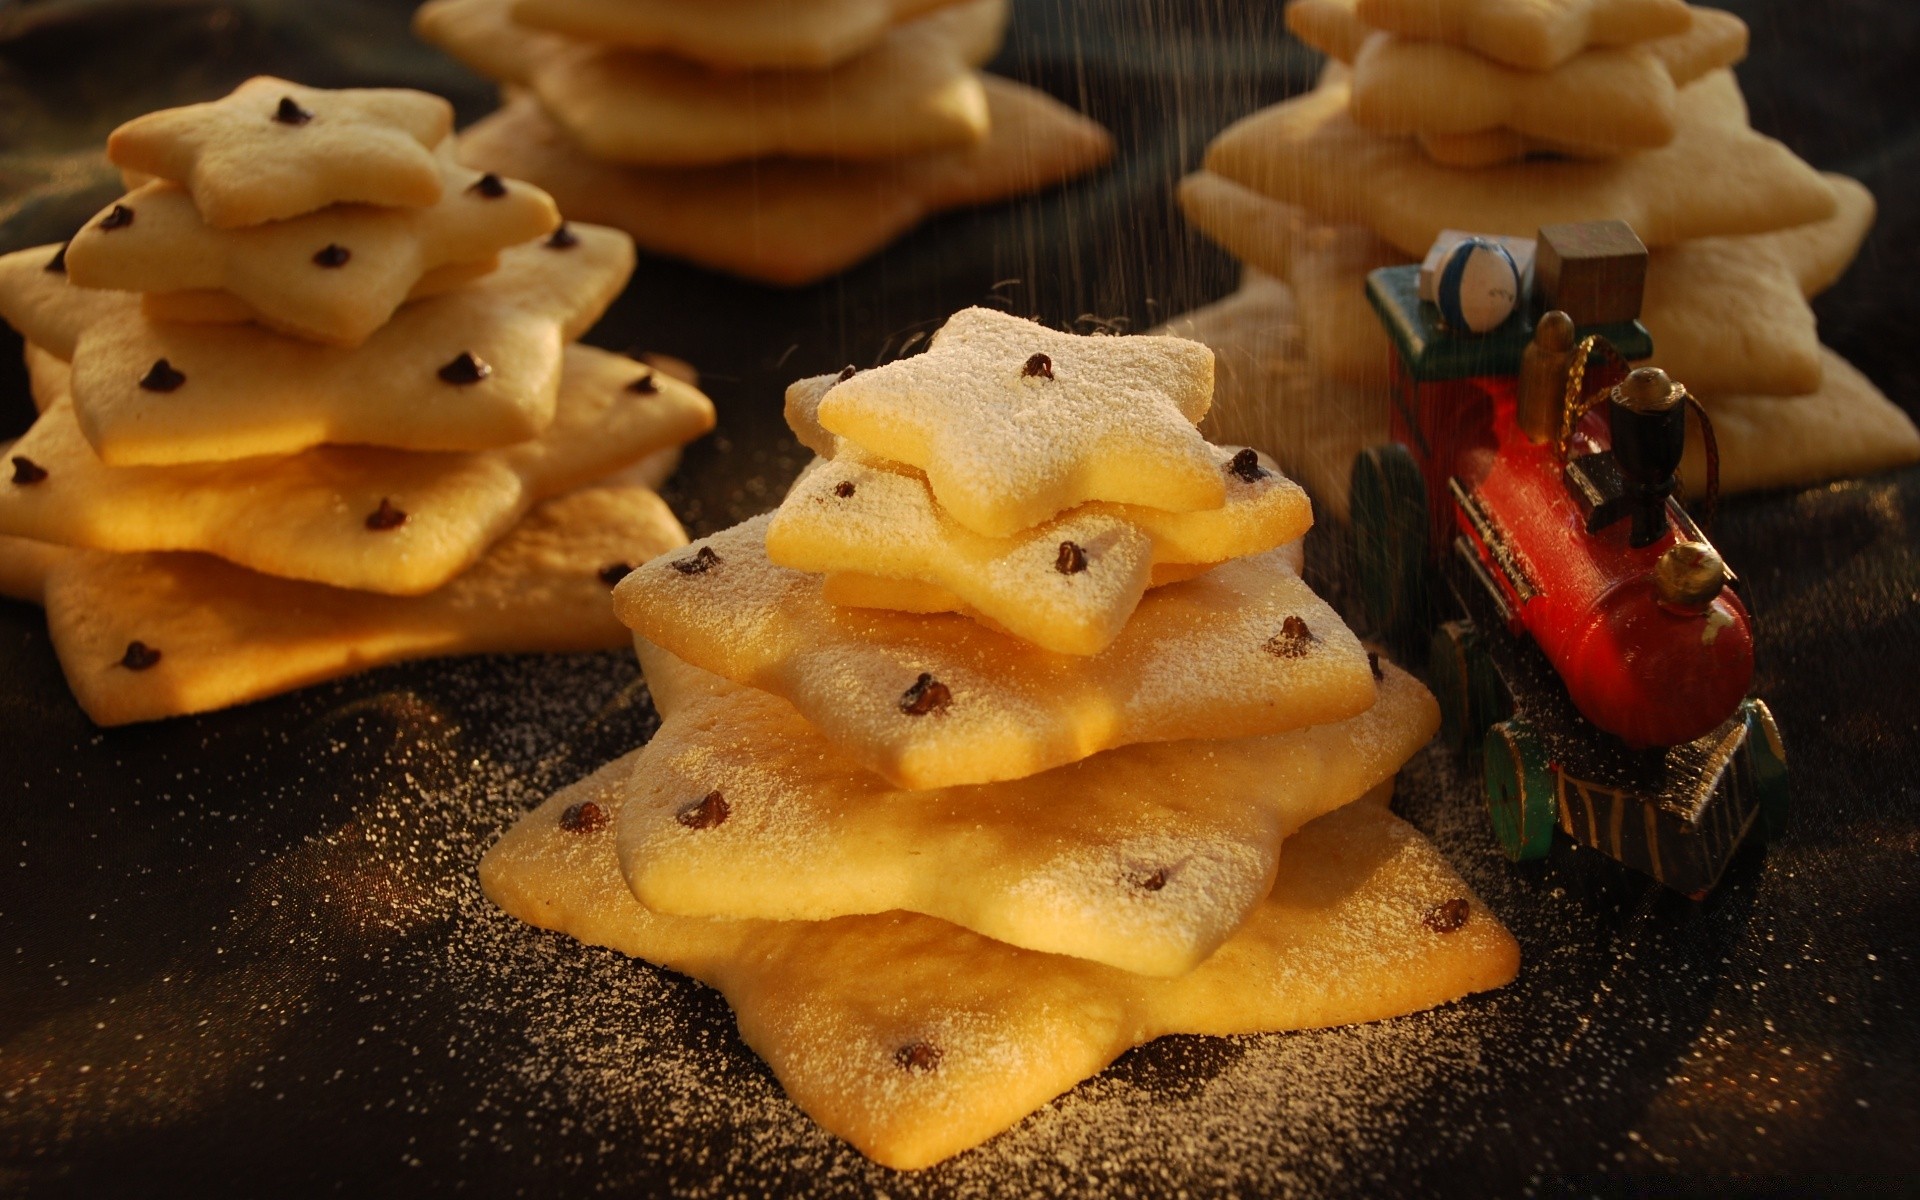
<box><xmin>454</xmin><ymin>79</ymin><xmax>1113</xmax><ymax>286</ymax></box>
<box><xmin>0</xmin><ymin>486</ymin><xmax>684</xmax><ymax>727</ymax></box>
<box><xmin>613</xmin><ymin>516</ymin><xmax>1376</xmax><ymax>789</ymax></box>
<box><xmin>104</xmin><ymin>77</ymin><xmax>454</xmax><ymax>229</ymax></box>
<box><xmin>508</xmin><ymin>0</ymin><xmax>966</xmax><ymax>68</ymax></box>
<box><xmin>425</xmin><ymin>0</ymin><xmax>1004</xmax><ymax>167</ymax></box>
<box><xmin>767</xmin><ymin>430</ymin><xmax>1311</xmax><ymax>655</ymax></box>
<box><xmin>1355</xmin><ymin>0</ymin><xmax>1693</xmax><ymax>72</ymax></box>
<box><xmin>485</xmin><ymin>764</ymin><xmax>1519</xmax><ymax>1170</ymax></box>
<box><xmin>56</xmin><ymin>224</ymin><xmax>634</xmax><ymax>465</ymax></box>
<box><xmin>62</xmin><ymin>161</ymin><xmax>558</xmax><ymax>347</ymax></box>
<box><xmin>815</xmin><ymin>308</ymin><xmax>1221</xmax><ymax>536</ymax></box>
<box><xmin>616</xmin><ymin>643</ymin><xmax>1437</xmax><ymax>976</ymax></box>
<box><xmin>1205</xmin><ymin>69</ymin><xmax>1836</xmax><ymax>256</ymax></box>
<box><xmin>0</xmin><ymin>344</ymin><xmax>713</xmax><ymax>595</ymax></box>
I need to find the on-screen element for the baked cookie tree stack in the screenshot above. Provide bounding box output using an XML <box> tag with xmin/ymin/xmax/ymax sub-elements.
<box><xmin>1170</xmin><ymin>0</ymin><xmax>1920</xmax><ymax>514</ymax></box>
<box><xmin>414</xmin><ymin>0</ymin><xmax>1113</xmax><ymax>285</ymax></box>
<box><xmin>480</xmin><ymin>308</ymin><xmax>1520</xmax><ymax>1168</ymax></box>
<box><xmin>0</xmin><ymin>78</ymin><xmax>715</xmax><ymax>725</ymax></box>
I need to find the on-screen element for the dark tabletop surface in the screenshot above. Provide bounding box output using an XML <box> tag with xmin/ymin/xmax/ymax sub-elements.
<box><xmin>1</xmin><ymin>1</ymin><xmax>1916</xmax><ymax>1195</ymax></box>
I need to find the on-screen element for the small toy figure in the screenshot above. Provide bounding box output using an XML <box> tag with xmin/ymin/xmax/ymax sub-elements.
<box><xmin>1352</xmin><ymin>220</ymin><xmax>1787</xmax><ymax>898</ymax></box>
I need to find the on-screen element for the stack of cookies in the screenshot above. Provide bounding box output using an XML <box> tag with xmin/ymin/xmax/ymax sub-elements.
<box><xmin>480</xmin><ymin>307</ymin><xmax>1520</xmax><ymax>1169</ymax></box>
<box><xmin>1170</xmin><ymin>0</ymin><xmax>1920</xmax><ymax>515</ymax></box>
<box><xmin>0</xmin><ymin>78</ymin><xmax>716</xmax><ymax>725</ymax></box>
<box><xmin>414</xmin><ymin>0</ymin><xmax>1113</xmax><ymax>285</ymax></box>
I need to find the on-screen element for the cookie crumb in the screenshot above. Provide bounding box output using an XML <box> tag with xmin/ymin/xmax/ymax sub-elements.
<box><xmin>894</xmin><ymin>1042</ymin><xmax>943</xmax><ymax>1073</ymax></box>
<box><xmin>597</xmin><ymin>563</ymin><xmax>633</xmax><ymax>587</ymax></box>
<box><xmin>1132</xmin><ymin>868</ymin><xmax>1169</xmax><ymax>892</ymax></box>
<box><xmin>365</xmin><ymin>498</ymin><xmax>408</xmax><ymax>532</ymax></box>
<box><xmin>118</xmin><ymin>641</ymin><xmax>162</xmax><ymax>671</ymax></box>
<box><xmin>437</xmin><ymin>352</ymin><xmax>492</xmax><ymax>385</ymax></box>
<box><xmin>671</xmin><ymin>546</ymin><xmax>721</xmax><ymax>576</ymax></box>
<box><xmin>1055</xmin><ymin>541</ymin><xmax>1088</xmax><ymax>574</ymax></box>
<box><xmin>1022</xmin><ymin>352</ymin><xmax>1054</xmax><ymax>379</ymax></box>
<box><xmin>676</xmin><ymin>790</ymin><xmax>730</xmax><ymax>830</ymax></box>
<box><xmin>312</xmin><ymin>243</ymin><xmax>351</xmax><ymax>268</ymax></box>
<box><xmin>545</xmin><ymin>224</ymin><xmax>578</xmax><ymax>249</ymax></box>
<box><xmin>98</xmin><ymin>204</ymin><xmax>135</xmax><ymax>231</ymax></box>
<box><xmin>1229</xmin><ymin>448</ymin><xmax>1269</xmax><ymax>482</ymax></box>
<box><xmin>833</xmin><ymin>481</ymin><xmax>856</xmax><ymax>499</ymax></box>
<box><xmin>899</xmin><ymin>673</ymin><xmax>952</xmax><ymax>717</ymax></box>
<box><xmin>1423</xmin><ymin>899</ymin><xmax>1471</xmax><ymax>934</ymax></box>
<box><xmin>559</xmin><ymin>802</ymin><xmax>609</xmax><ymax>834</ymax></box>
<box><xmin>469</xmin><ymin>173</ymin><xmax>508</xmax><ymax>199</ymax></box>
<box><xmin>10</xmin><ymin>456</ymin><xmax>48</xmax><ymax>485</ymax></box>
<box><xmin>836</xmin><ymin>365</ymin><xmax>858</xmax><ymax>382</ymax></box>
<box><xmin>272</xmin><ymin>96</ymin><xmax>313</xmax><ymax>125</ymax></box>
<box><xmin>139</xmin><ymin>359</ymin><xmax>187</xmax><ymax>392</ymax></box>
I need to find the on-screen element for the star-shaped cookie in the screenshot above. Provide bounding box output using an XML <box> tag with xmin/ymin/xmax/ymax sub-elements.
<box><xmin>614</xmin><ymin>643</ymin><xmax>1436</xmax><ymax>976</ymax></box>
<box><xmin>62</xmin><ymin>160</ymin><xmax>559</xmax><ymax>346</ymax></box>
<box><xmin>1289</xmin><ymin>1</ymin><xmax>1749</xmax><ymax>158</ymax></box>
<box><xmin>104</xmin><ymin>76</ymin><xmax>454</xmax><ymax>229</ymax></box>
<box><xmin>1205</xmin><ymin>70</ymin><xmax>1836</xmax><ymax>256</ymax></box>
<box><xmin>767</xmin><ymin>425</ymin><xmax>1312</xmax><ymax>655</ymax></box>
<box><xmin>51</xmin><ymin>224</ymin><xmax>635</xmax><ymax>465</ymax></box>
<box><xmin>1355</xmin><ymin>0</ymin><xmax>1693</xmax><ymax>72</ymax></box>
<box><xmin>426</xmin><ymin>0</ymin><xmax>1004</xmax><ymax>167</ymax></box>
<box><xmin>486</xmin><ymin>760</ymin><xmax>1519</xmax><ymax>1169</ymax></box>
<box><xmin>0</xmin><ymin>485</ymin><xmax>684</xmax><ymax>727</ymax></box>
<box><xmin>0</xmin><ymin>242</ymin><xmax>132</xmax><ymax>359</ymax></box>
<box><xmin>137</xmin><ymin>256</ymin><xmax>500</xmax><ymax>325</ymax></box>
<box><xmin>454</xmin><ymin>78</ymin><xmax>1113</xmax><ymax>286</ymax></box>
<box><xmin>612</xmin><ymin>516</ymin><xmax>1376</xmax><ymax>789</ymax></box>
<box><xmin>507</xmin><ymin>0</ymin><xmax>964</xmax><ymax>68</ymax></box>
<box><xmin>815</xmin><ymin>308</ymin><xmax>1221</xmax><ymax>536</ymax></box>
<box><xmin>0</xmin><ymin>344</ymin><xmax>713</xmax><ymax>595</ymax></box>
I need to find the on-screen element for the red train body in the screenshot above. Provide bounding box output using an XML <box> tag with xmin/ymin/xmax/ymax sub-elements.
<box><xmin>1391</xmin><ymin>368</ymin><xmax>1754</xmax><ymax>749</ymax></box>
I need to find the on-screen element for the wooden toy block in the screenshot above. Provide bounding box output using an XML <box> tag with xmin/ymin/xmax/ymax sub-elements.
<box><xmin>1535</xmin><ymin>220</ymin><xmax>1648</xmax><ymax>326</ymax></box>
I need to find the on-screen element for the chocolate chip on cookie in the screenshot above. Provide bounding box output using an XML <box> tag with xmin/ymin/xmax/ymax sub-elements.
<box><xmin>676</xmin><ymin>790</ymin><xmax>730</xmax><ymax>830</ymax></box>
<box><xmin>899</xmin><ymin>673</ymin><xmax>952</xmax><ymax>717</ymax></box>
<box><xmin>365</xmin><ymin>498</ymin><xmax>408</xmax><ymax>531</ymax></box>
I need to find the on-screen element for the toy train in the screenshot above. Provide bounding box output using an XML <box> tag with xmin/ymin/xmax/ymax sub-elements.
<box><xmin>1351</xmin><ymin>221</ymin><xmax>1788</xmax><ymax>899</ymax></box>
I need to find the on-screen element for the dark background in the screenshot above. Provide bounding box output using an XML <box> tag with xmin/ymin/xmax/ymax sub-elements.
<box><xmin>0</xmin><ymin>0</ymin><xmax>1916</xmax><ymax>1194</ymax></box>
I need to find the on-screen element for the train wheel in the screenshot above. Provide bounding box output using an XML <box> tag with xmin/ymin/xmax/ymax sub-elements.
<box><xmin>1484</xmin><ymin>719</ymin><xmax>1556</xmax><ymax>861</ymax></box>
<box><xmin>1742</xmin><ymin>699</ymin><xmax>1789</xmax><ymax>839</ymax></box>
<box><xmin>1350</xmin><ymin>443</ymin><xmax>1429</xmax><ymax>648</ymax></box>
<box><xmin>1429</xmin><ymin>619</ymin><xmax>1504</xmax><ymax>754</ymax></box>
